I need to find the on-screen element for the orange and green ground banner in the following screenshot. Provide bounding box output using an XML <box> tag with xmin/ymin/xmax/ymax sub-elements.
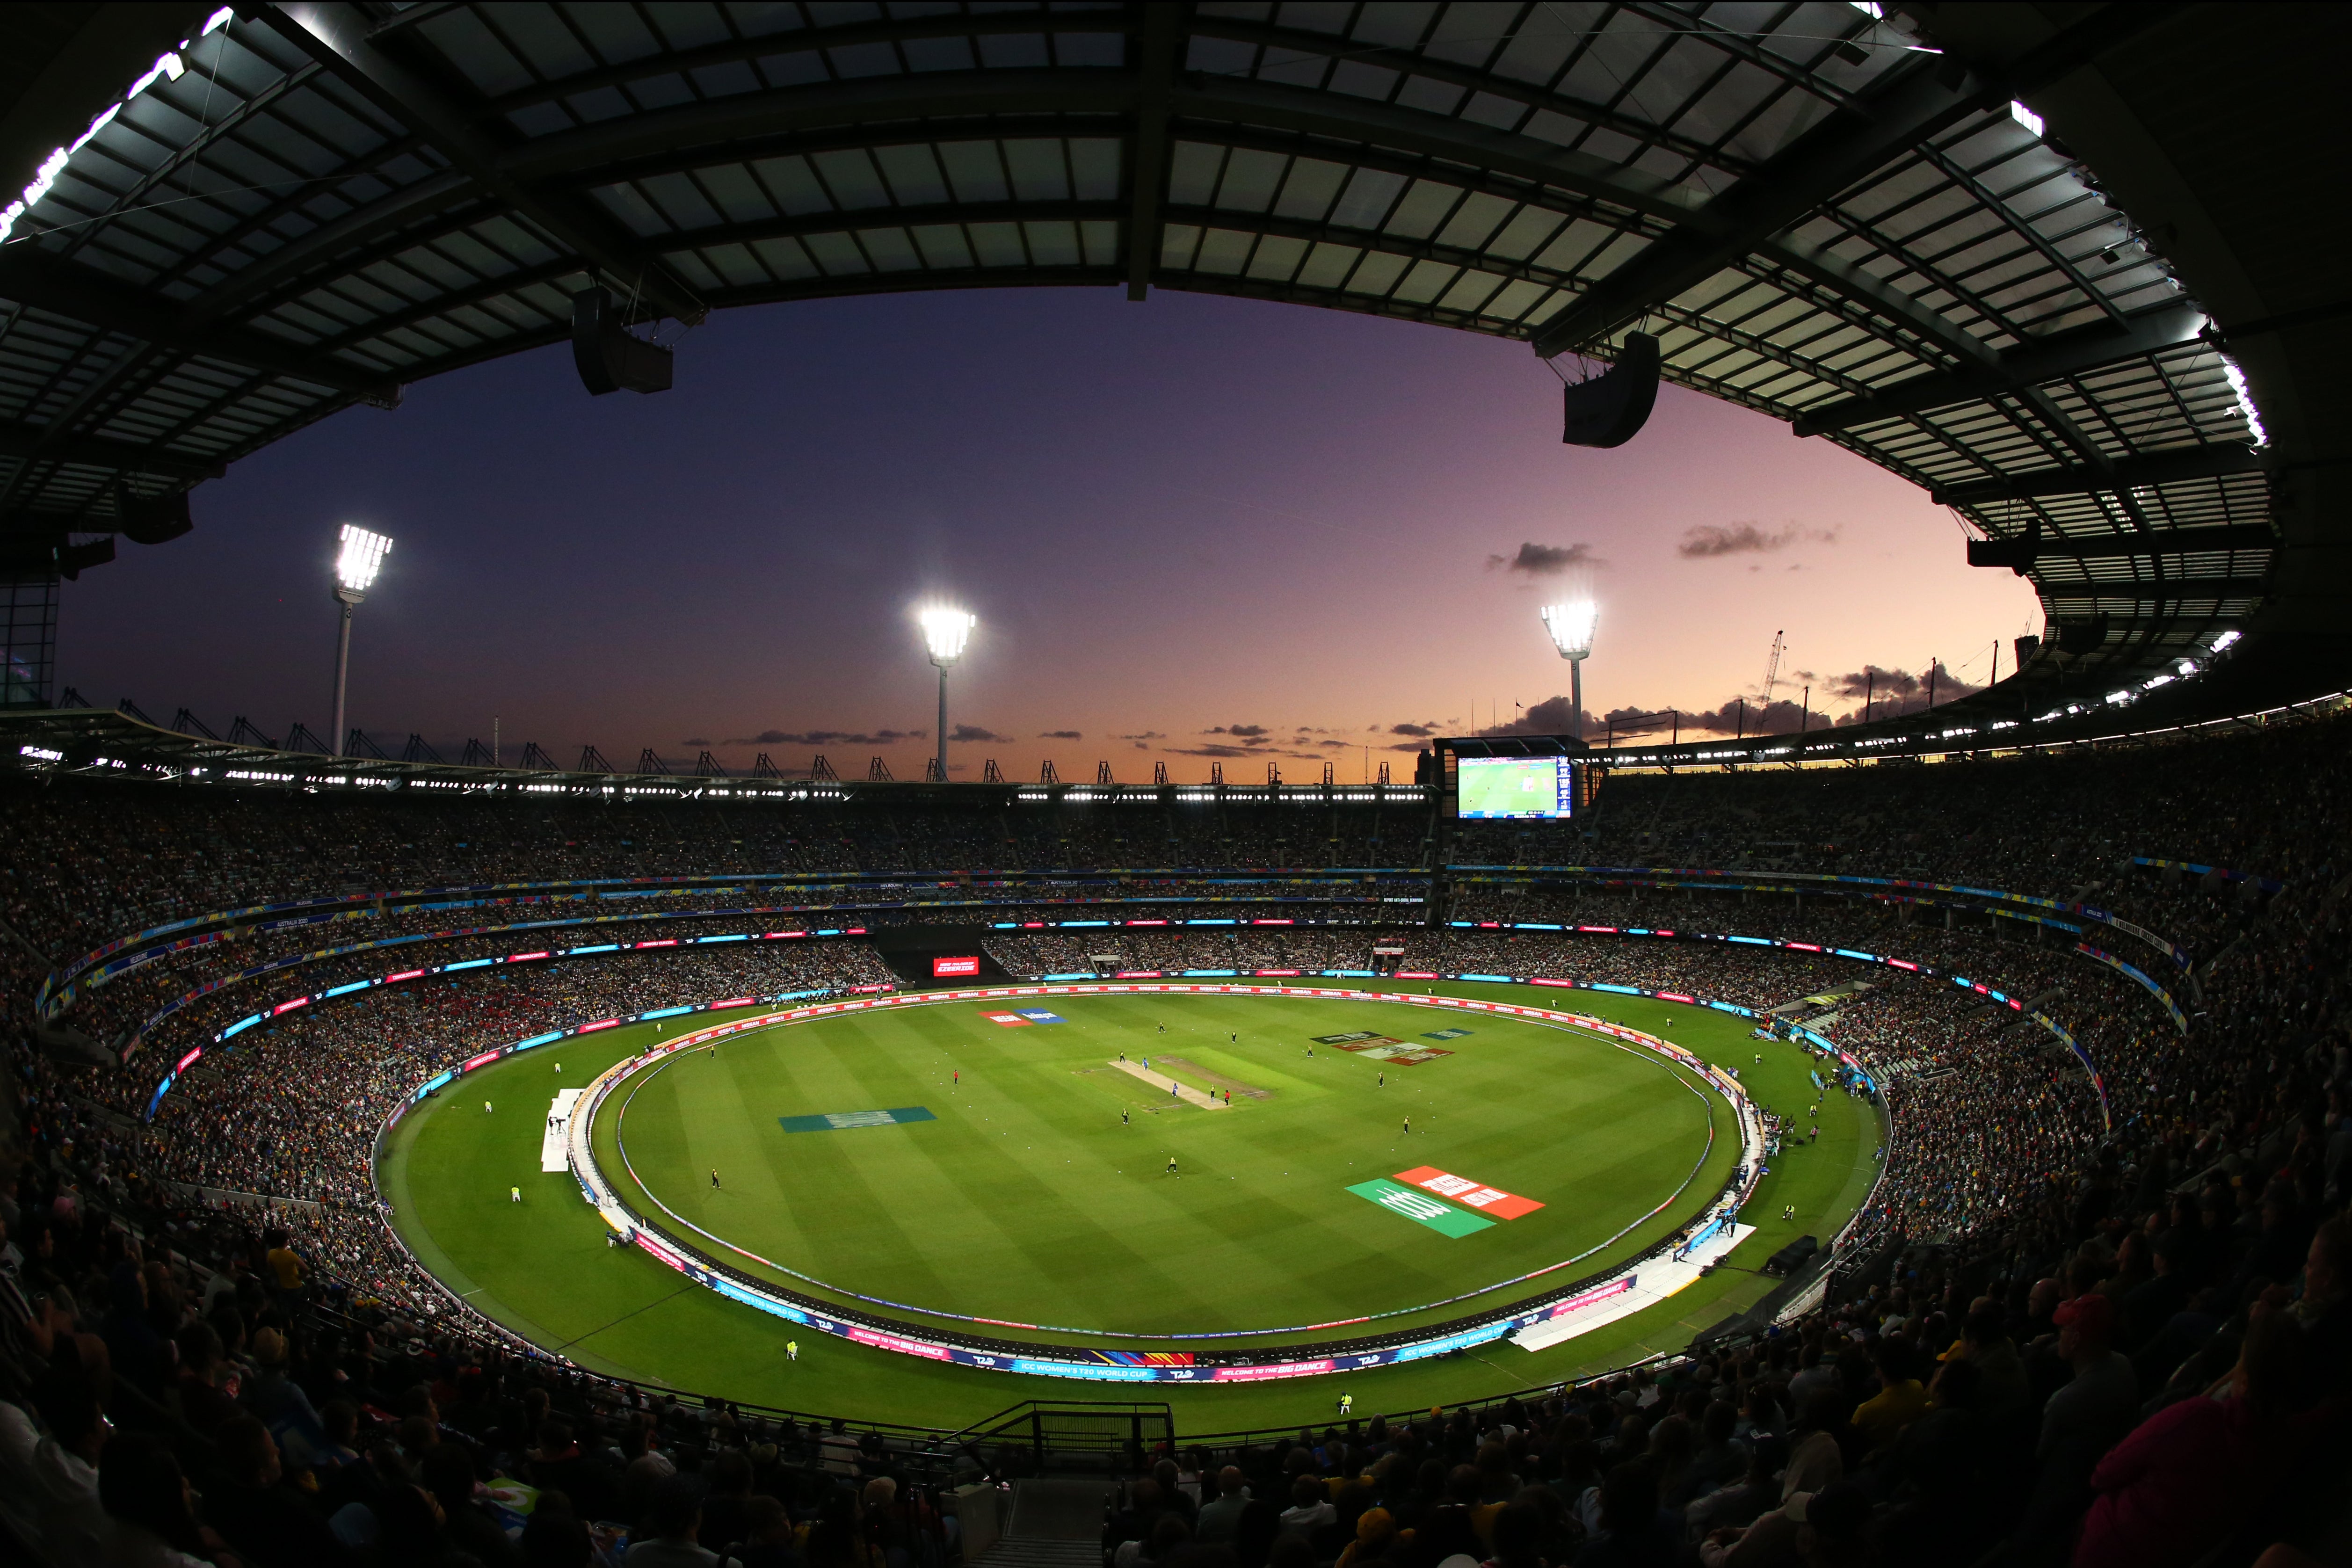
<box><xmin>1346</xmin><ymin>1177</ymin><xmax>1496</xmax><ymax>1236</ymax></box>
<box><xmin>1394</xmin><ymin>1166</ymin><xmax>1544</xmax><ymax>1219</ymax></box>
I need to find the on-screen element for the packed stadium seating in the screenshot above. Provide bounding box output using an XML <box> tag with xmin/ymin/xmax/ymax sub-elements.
<box><xmin>3</xmin><ymin>711</ymin><xmax>2347</xmax><ymax>1567</ymax></box>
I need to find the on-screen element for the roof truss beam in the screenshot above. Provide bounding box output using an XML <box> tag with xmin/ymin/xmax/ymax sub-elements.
<box><xmin>1970</xmin><ymin>524</ymin><xmax>2275</xmax><ymax>564</ymax></box>
<box><xmin>257</xmin><ymin>3</ymin><xmax>707</xmax><ymax>324</ymax></box>
<box><xmin>1526</xmin><ymin>2</ymin><xmax>2188</xmax><ymax>359</ymax></box>
<box><xmin>1938</xmin><ymin>444</ymin><xmax>2260</xmax><ymax>507</ymax></box>
<box><xmin>2037</xmin><ymin>575</ymin><xmax>2270</xmax><ymax>599</ymax></box>
<box><xmin>1525</xmin><ymin>56</ymin><xmax>1992</xmax><ymax>358</ymax></box>
<box><xmin>1189</xmin><ymin>15</ymin><xmax>1748</xmax><ymax>178</ymax></box>
<box><xmin>0</xmin><ymin>418</ymin><xmax>225</xmax><ymax>485</ymax></box>
<box><xmin>1796</xmin><ymin>303</ymin><xmax>2211</xmax><ymax>436</ymax></box>
<box><xmin>0</xmin><ymin>247</ymin><xmax>403</xmax><ymax>405</ymax></box>
<box><xmin>1125</xmin><ymin>3</ymin><xmax>1183</xmax><ymax>301</ymax></box>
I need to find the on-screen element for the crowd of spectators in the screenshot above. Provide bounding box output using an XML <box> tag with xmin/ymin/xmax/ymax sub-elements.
<box><xmin>0</xmin><ymin>777</ymin><xmax>1431</xmax><ymax>974</ymax></box>
<box><xmin>0</xmin><ymin>1096</ymin><xmax>964</xmax><ymax>1565</ymax></box>
<box><xmin>58</xmin><ymin>888</ymin><xmax>1405</xmax><ymax>1066</ymax></box>
<box><xmin>3</xmin><ymin>711</ymin><xmax>2351</xmax><ymax>1564</ymax></box>
<box><xmin>122</xmin><ymin>918</ymin><xmax>879</xmax><ymax>1068</ymax></box>
<box><xmin>1450</xmin><ymin>717</ymin><xmax>2345</xmax><ymax>964</ymax></box>
<box><xmin>18</xmin><ymin>940</ymin><xmax>897</xmax><ymax>1334</ymax></box>
<box><xmin>132</xmin><ymin>943</ymin><xmax>892</xmax><ymax>1199</ymax></box>
<box><xmin>1089</xmin><ymin>1196</ymin><xmax>2345</xmax><ymax>1568</ymax></box>
<box><xmin>92</xmin><ymin>896</ymin><xmax>1404</xmax><ymax>1061</ymax></box>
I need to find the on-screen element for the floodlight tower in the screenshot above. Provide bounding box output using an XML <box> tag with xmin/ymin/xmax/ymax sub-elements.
<box><xmin>918</xmin><ymin>606</ymin><xmax>975</xmax><ymax>782</ymax></box>
<box><xmin>1540</xmin><ymin>600</ymin><xmax>1597</xmax><ymax>742</ymax></box>
<box><xmin>329</xmin><ymin>525</ymin><xmax>392</xmax><ymax>757</ymax></box>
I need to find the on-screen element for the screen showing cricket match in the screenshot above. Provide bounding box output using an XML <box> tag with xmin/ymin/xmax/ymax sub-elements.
<box><xmin>1455</xmin><ymin>755</ymin><xmax>1576</xmax><ymax>820</ymax></box>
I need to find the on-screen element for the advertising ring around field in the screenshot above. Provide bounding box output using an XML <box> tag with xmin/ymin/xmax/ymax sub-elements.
<box><xmin>560</xmin><ymin>984</ymin><xmax>1767</xmax><ymax>1383</ymax></box>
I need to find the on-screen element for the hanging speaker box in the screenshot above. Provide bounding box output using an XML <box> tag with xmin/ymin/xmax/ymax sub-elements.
<box><xmin>1561</xmin><ymin>331</ymin><xmax>1661</xmax><ymax>448</ymax></box>
<box><xmin>117</xmin><ymin>487</ymin><xmax>193</xmax><ymax>545</ymax></box>
<box><xmin>571</xmin><ymin>286</ymin><xmax>674</xmax><ymax>396</ymax></box>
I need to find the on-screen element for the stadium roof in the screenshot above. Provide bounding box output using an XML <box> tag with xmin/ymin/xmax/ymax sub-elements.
<box><xmin>2</xmin><ymin>2</ymin><xmax>2345</xmax><ymax>702</ymax></box>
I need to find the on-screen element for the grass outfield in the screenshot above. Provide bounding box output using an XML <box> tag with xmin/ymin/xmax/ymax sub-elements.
<box><xmin>382</xmin><ymin>981</ymin><xmax>1883</xmax><ymax>1432</ymax></box>
<box><xmin>596</xmin><ymin>992</ymin><xmax>1719</xmax><ymax>1345</ymax></box>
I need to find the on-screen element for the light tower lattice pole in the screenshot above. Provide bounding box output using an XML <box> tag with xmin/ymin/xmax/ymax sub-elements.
<box><xmin>329</xmin><ymin>525</ymin><xmax>392</xmax><ymax>757</ymax></box>
<box><xmin>919</xmin><ymin>607</ymin><xmax>975</xmax><ymax>782</ymax></box>
<box><xmin>1540</xmin><ymin>600</ymin><xmax>1597</xmax><ymax>742</ymax></box>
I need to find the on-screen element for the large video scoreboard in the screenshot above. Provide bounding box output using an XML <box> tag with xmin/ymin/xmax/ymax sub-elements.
<box><xmin>1453</xmin><ymin>755</ymin><xmax>1583</xmax><ymax>820</ymax></box>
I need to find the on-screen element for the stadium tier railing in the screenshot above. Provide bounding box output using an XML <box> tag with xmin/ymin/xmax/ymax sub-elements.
<box><xmin>39</xmin><ymin>869</ymin><xmax>1429</xmax><ymax>1018</ymax></box>
<box><xmin>46</xmin><ymin>856</ymin><xmax>2203</xmax><ymax>1025</ymax></box>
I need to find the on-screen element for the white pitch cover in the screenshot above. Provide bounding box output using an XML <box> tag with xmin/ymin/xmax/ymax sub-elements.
<box><xmin>1511</xmin><ymin>1223</ymin><xmax>1757</xmax><ymax>1353</ymax></box>
<box><xmin>541</xmin><ymin>1089</ymin><xmax>584</xmax><ymax>1173</ymax></box>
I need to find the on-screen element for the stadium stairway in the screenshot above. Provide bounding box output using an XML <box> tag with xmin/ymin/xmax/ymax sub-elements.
<box><xmin>971</xmin><ymin>1481</ymin><xmax>1111</xmax><ymax>1568</ymax></box>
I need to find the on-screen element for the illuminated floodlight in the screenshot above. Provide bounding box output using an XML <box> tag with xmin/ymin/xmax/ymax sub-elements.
<box><xmin>2177</xmin><ymin>660</ymin><xmax>2200</xmax><ymax>676</ymax></box>
<box><xmin>1540</xmin><ymin>600</ymin><xmax>1597</xmax><ymax>661</ymax></box>
<box><xmin>1538</xmin><ymin>601</ymin><xmax>1597</xmax><ymax>744</ymax></box>
<box><xmin>918</xmin><ymin>605</ymin><xmax>976</xmax><ymax>783</ymax></box>
<box><xmin>2009</xmin><ymin>101</ymin><xmax>2045</xmax><ymax>138</ymax></box>
<box><xmin>334</xmin><ymin>524</ymin><xmax>392</xmax><ymax>596</ymax></box>
<box><xmin>2220</xmin><ymin>357</ymin><xmax>2267</xmax><ymax>446</ymax></box>
<box><xmin>919</xmin><ymin>605</ymin><xmax>976</xmax><ymax>667</ymax></box>
<box><xmin>2211</xmin><ymin>629</ymin><xmax>2243</xmax><ymax>652</ymax></box>
<box><xmin>327</xmin><ymin>525</ymin><xmax>393</xmax><ymax>759</ymax></box>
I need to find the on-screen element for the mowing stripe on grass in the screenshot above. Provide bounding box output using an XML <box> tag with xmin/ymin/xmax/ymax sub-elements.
<box><xmin>779</xmin><ymin>1107</ymin><xmax>937</xmax><ymax>1132</ymax></box>
<box><xmin>1347</xmin><ymin>1178</ymin><xmax>1495</xmax><ymax>1237</ymax></box>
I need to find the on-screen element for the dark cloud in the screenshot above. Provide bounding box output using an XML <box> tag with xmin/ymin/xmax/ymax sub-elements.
<box><xmin>1831</xmin><ymin>665</ymin><xmax>1915</xmax><ymax>700</ymax></box>
<box><xmin>1039</xmin><ymin>729</ymin><xmax>1083</xmax><ymax>740</ymax></box>
<box><xmin>1681</xmin><ymin>695</ymin><xmax>1835</xmax><ymax>736</ymax></box>
<box><xmin>1471</xmin><ymin>694</ymin><xmax>1590</xmax><ymax>739</ymax></box>
<box><xmin>1827</xmin><ymin>661</ymin><xmax>1985</xmax><ymax>725</ymax></box>
<box><xmin>1677</xmin><ymin>522</ymin><xmax>1840</xmax><ymax>558</ymax></box>
<box><xmin>1486</xmin><ymin>541</ymin><xmax>1600</xmax><ymax>576</ymax></box>
<box><xmin>1205</xmin><ymin>723</ymin><xmax>1271</xmax><ymax>744</ymax></box>
<box><xmin>679</xmin><ymin>737</ymin><xmax>711</xmax><ymax>747</ymax></box>
<box><xmin>1174</xmin><ymin>743</ymin><xmax>1263</xmax><ymax>758</ymax></box>
<box><xmin>1389</xmin><ymin>722</ymin><xmax>1438</xmax><ymax>738</ymax></box>
<box><xmin>1521</xmin><ymin>695</ymin><xmax>1581</xmax><ymax>734</ymax></box>
<box><xmin>949</xmin><ymin>724</ymin><xmax>1009</xmax><ymax>743</ymax></box>
<box><xmin>1117</xmin><ymin>731</ymin><xmax>1166</xmax><ymax>740</ymax></box>
<box><xmin>722</xmin><ymin>727</ymin><xmax>923</xmax><ymax>746</ymax></box>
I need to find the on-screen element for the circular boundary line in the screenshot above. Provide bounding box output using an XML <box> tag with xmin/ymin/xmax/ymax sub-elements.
<box><xmin>564</xmin><ymin>983</ymin><xmax>1769</xmax><ymax>1384</ymax></box>
<box><xmin>611</xmin><ymin>995</ymin><xmax>1720</xmax><ymax>1340</ymax></box>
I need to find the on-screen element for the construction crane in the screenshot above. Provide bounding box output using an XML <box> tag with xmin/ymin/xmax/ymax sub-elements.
<box><xmin>1761</xmin><ymin>630</ymin><xmax>1786</xmax><ymax>708</ymax></box>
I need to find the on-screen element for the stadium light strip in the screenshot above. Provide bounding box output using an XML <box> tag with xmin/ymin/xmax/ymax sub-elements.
<box><xmin>2</xmin><ymin>10</ymin><xmax>230</xmax><ymax>242</ymax></box>
<box><xmin>146</xmin><ymin>941</ymin><xmax>893</xmax><ymax>1118</ymax></box>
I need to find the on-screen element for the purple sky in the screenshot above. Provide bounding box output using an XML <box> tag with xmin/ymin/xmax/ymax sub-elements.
<box><xmin>72</xmin><ymin>287</ymin><xmax>2040</xmax><ymax>779</ymax></box>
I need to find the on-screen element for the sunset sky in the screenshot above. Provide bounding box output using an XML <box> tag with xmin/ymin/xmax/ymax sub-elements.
<box><xmin>72</xmin><ymin>285</ymin><xmax>2043</xmax><ymax>781</ymax></box>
